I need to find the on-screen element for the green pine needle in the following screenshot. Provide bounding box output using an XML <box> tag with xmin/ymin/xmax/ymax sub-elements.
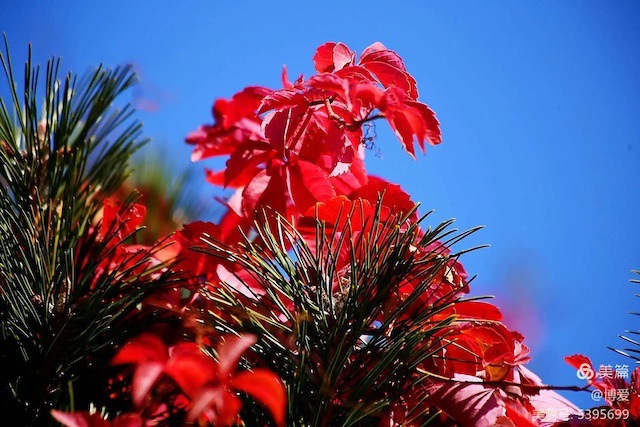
<box><xmin>0</xmin><ymin>35</ymin><xmax>182</xmax><ymax>425</ymax></box>
<box><xmin>193</xmin><ymin>202</ymin><xmax>484</xmax><ymax>426</ymax></box>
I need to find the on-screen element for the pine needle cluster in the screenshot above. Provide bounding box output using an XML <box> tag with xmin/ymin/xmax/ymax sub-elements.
<box><xmin>0</xmin><ymin>37</ymin><xmax>181</xmax><ymax>426</ymax></box>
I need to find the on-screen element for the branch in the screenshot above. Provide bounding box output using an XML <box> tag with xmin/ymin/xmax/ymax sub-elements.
<box><xmin>323</xmin><ymin>98</ymin><xmax>385</xmax><ymax>132</ymax></box>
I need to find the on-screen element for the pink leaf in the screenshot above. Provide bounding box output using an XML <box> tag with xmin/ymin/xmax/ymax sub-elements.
<box><xmin>187</xmin><ymin>385</ymin><xmax>242</xmax><ymax>425</ymax></box>
<box><xmin>131</xmin><ymin>361</ymin><xmax>164</xmax><ymax>407</ymax></box>
<box><xmin>529</xmin><ymin>389</ymin><xmax>581</xmax><ymax>425</ymax></box>
<box><xmin>50</xmin><ymin>411</ymin><xmax>110</xmax><ymax>427</ymax></box>
<box><xmin>360</xmin><ymin>41</ymin><xmax>387</xmax><ymax>58</ymax></box>
<box><xmin>332</xmin><ymin>42</ymin><xmax>355</xmax><ymax>71</ymax></box>
<box><xmin>426</xmin><ymin>375</ymin><xmax>507</xmax><ymax>427</ymax></box>
<box><xmin>217</xmin><ymin>334</ymin><xmax>257</xmax><ymax>379</ymax></box>
<box><xmin>216</xmin><ymin>264</ymin><xmax>265</xmax><ymax>298</ymax></box>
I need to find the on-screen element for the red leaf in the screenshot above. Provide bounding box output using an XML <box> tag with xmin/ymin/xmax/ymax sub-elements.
<box><xmin>163</xmin><ymin>347</ymin><xmax>217</xmax><ymax>397</ymax></box>
<box><xmin>360</xmin><ymin>45</ymin><xmax>407</xmax><ymax>72</ymax></box>
<box><xmin>241</xmin><ymin>169</ymin><xmax>272</xmax><ymax>215</ymax></box>
<box><xmin>564</xmin><ymin>354</ymin><xmax>594</xmax><ymax>372</ymax></box>
<box><xmin>170</xmin><ymin>221</ymin><xmax>221</xmax><ymax>277</ymax></box>
<box><xmin>301</xmin><ymin>196</ymin><xmax>372</xmax><ymax>233</ymax></box>
<box><xmin>295</xmin><ymin>113</ymin><xmax>328</xmax><ymax>162</ymax></box>
<box><xmin>405</xmin><ymin>100</ymin><xmax>442</xmax><ymax>147</ymax></box>
<box><xmin>262</xmin><ymin>105</ymin><xmax>309</xmax><ymax>153</ymax></box>
<box><xmin>281</xmin><ymin>65</ymin><xmax>293</xmax><ymax>89</ymax></box>
<box><xmin>349</xmin><ymin>176</ymin><xmax>416</xmax><ymax>220</ymax></box>
<box><xmin>111</xmin><ymin>333</ymin><xmax>168</xmax><ymax>366</ymax></box>
<box><xmin>217</xmin><ymin>207</ymin><xmax>252</xmax><ymax>243</ymax></box>
<box><xmin>500</xmin><ymin>401</ymin><xmax>538</xmax><ymax>427</ymax></box>
<box><xmin>204</xmin><ymin>168</ymin><xmax>227</xmax><ymax>187</ymax></box>
<box><xmin>50</xmin><ymin>412</ymin><xmax>143</xmax><ymax>427</ymax></box>
<box><xmin>349</xmin><ymin>83</ymin><xmax>384</xmax><ymax>116</ymax></box>
<box><xmin>361</xmin><ymin>60</ymin><xmax>418</xmax><ymax>99</ymax></box>
<box><xmin>100</xmin><ymin>199</ymin><xmax>146</xmax><ymax>242</ymax></box>
<box><xmin>287</xmin><ymin>158</ymin><xmax>336</xmax><ymax>212</ymax></box>
<box><xmin>313</xmin><ymin>42</ymin><xmax>338</xmax><ymax>72</ymax></box>
<box><xmin>329</xmin><ymin>171</ymin><xmax>365</xmax><ymax>195</ymax></box>
<box><xmin>564</xmin><ymin>354</ymin><xmax>598</xmax><ymax>385</ymax></box>
<box><xmin>223</xmin><ymin>142</ymin><xmax>274</xmax><ymax>188</ymax></box>
<box><xmin>188</xmin><ymin>126</ymin><xmax>240</xmax><ymax>161</ymax></box>
<box><xmin>382</xmin><ymin>89</ymin><xmax>442</xmax><ymax>157</ymax></box>
<box><xmin>216</xmin><ymin>334</ymin><xmax>257</xmax><ymax>379</ymax></box>
<box><xmin>453</xmin><ymin>300</ymin><xmax>503</xmax><ymax>322</ymax></box>
<box><xmin>334</xmin><ymin>65</ymin><xmax>377</xmax><ymax>83</ymax></box>
<box><xmin>222</xmin><ymin>86</ymin><xmax>272</xmax><ymax>128</ymax></box>
<box><xmin>306</xmin><ymin>73</ymin><xmax>347</xmax><ymax>96</ymax></box>
<box><xmin>312</xmin><ymin>42</ymin><xmax>354</xmax><ymax>73</ymax></box>
<box><xmin>388</xmin><ymin>108</ymin><xmax>417</xmax><ymax>158</ymax></box>
<box><xmin>241</xmin><ymin>168</ymin><xmax>288</xmax><ymax>218</ymax></box>
<box><xmin>230</xmin><ymin>369</ymin><xmax>287</xmax><ymax>427</ymax></box>
<box><xmin>258</xmin><ymin>89</ymin><xmax>308</xmax><ymax>114</ymax></box>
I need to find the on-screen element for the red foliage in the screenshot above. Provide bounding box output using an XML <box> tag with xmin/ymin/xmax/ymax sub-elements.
<box><xmin>51</xmin><ymin>41</ymin><xmax>586</xmax><ymax>426</ymax></box>
<box><xmin>187</xmin><ymin>41</ymin><xmax>441</xmax><ymax>230</ymax></box>
<box><xmin>54</xmin><ymin>333</ymin><xmax>285</xmax><ymax>427</ymax></box>
<box><xmin>181</xmin><ymin>40</ymin><xmax>580</xmax><ymax>426</ymax></box>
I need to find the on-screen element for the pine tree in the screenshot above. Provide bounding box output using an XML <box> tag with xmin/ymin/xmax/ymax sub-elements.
<box><xmin>0</xmin><ymin>37</ymin><xmax>182</xmax><ymax>426</ymax></box>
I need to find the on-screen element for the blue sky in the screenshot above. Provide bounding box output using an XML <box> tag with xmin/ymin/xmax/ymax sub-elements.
<box><xmin>3</xmin><ymin>1</ymin><xmax>640</xmax><ymax>410</ymax></box>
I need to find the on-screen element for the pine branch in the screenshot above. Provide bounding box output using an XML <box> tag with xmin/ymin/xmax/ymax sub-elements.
<box><xmin>193</xmin><ymin>202</ymin><xmax>483</xmax><ymax>426</ymax></box>
<box><xmin>609</xmin><ymin>270</ymin><xmax>640</xmax><ymax>362</ymax></box>
<box><xmin>0</xmin><ymin>36</ymin><xmax>182</xmax><ymax>425</ymax></box>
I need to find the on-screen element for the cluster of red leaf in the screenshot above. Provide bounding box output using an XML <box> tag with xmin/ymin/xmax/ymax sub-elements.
<box><xmin>183</xmin><ymin>42</ymin><xmax>587</xmax><ymax>426</ymax></box>
<box><xmin>186</xmin><ymin>41</ymin><xmax>440</xmax><ymax>232</ymax></box>
<box><xmin>52</xmin><ymin>42</ymin><xmax>595</xmax><ymax>426</ymax></box>
<box><xmin>53</xmin><ymin>333</ymin><xmax>284</xmax><ymax>427</ymax></box>
<box><xmin>52</xmin><ymin>200</ymin><xmax>287</xmax><ymax>426</ymax></box>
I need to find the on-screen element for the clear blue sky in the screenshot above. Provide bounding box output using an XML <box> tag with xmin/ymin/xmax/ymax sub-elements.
<box><xmin>3</xmin><ymin>1</ymin><xmax>639</xmax><ymax>410</ymax></box>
